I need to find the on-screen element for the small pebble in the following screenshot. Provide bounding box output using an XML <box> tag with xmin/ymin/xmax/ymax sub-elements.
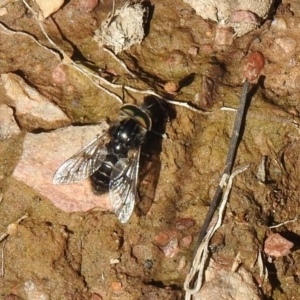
<box><xmin>181</xmin><ymin>235</ymin><xmax>193</xmax><ymax>248</ymax></box>
<box><xmin>154</xmin><ymin>230</ymin><xmax>177</xmax><ymax>246</ymax></box>
<box><xmin>164</xmin><ymin>81</ymin><xmax>179</xmax><ymax>94</ymax></box>
<box><xmin>264</xmin><ymin>233</ymin><xmax>294</xmax><ymax>257</ymax></box>
<box><xmin>271</xmin><ymin>17</ymin><xmax>287</xmax><ymax>30</ymax></box>
<box><xmin>175</xmin><ymin>218</ymin><xmax>195</xmax><ymax>230</ymax></box>
<box><xmin>177</xmin><ymin>256</ymin><xmax>187</xmax><ymax>272</ymax></box>
<box><xmin>244</xmin><ymin>51</ymin><xmax>265</xmax><ymax>82</ymax></box>
<box><xmin>0</xmin><ymin>7</ymin><xmax>8</xmax><ymax>16</ymax></box>
<box><xmin>161</xmin><ymin>238</ymin><xmax>179</xmax><ymax>258</ymax></box>
<box><xmin>111</xmin><ymin>281</ymin><xmax>122</xmax><ymax>291</ymax></box>
<box><xmin>188</xmin><ymin>46</ymin><xmax>199</xmax><ymax>56</ymax></box>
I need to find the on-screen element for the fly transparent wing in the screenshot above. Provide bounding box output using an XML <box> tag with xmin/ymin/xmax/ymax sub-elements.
<box><xmin>109</xmin><ymin>149</ymin><xmax>140</xmax><ymax>223</ymax></box>
<box><xmin>53</xmin><ymin>130</ymin><xmax>111</xmax><ymax>184</ymax></box>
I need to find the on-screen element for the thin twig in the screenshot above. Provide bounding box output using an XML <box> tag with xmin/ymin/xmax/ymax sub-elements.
<box><xmin>184</xmin><ymin>166</ymin><xmax>249</xmax><ymax>298</ymax></box>
<box><xmin>0</xmin><ymin>22</ymin><xmax>60</xmax><ymax>60</ymax></box>
<box><xmin>102</xmin><ymin>46</ymin><xmax>136</xmax><ymax>77</ymax></box>
<box><xmin>257</xmin><ymin>250</ymin><xmax>268</xmax><ymax>282</ymax></box>
<box><xmin>220</xmin><ymin>106</ymin><xmax>237</xmax><ymax>112</ymax></box>
<box><xmin>0</xmin><ymin>214</ymin><xmax>28</xmax><ymax>243</ymax></box>
<box><xmin>0</xmin><ymin>233</ymin><xmax>8</xmax><ymax>244</ymax></box>
<box><xmin>0</xmin><ymin>213</ymin><xmax>28</xmax><ymax>278</ymax></box>
<box><xmin>231</xmin><ymin>251</ymin><xmax>242</xmax><ymax>272</ymax></box>
<box><xmin>1</xmin><ymin>240</ymin><xmax>6</xmax><ymax>277</ymax></box>
<box><xmin>0</xmin><ymin>214</ymin><xmax>28</xmax><ymax>277</ymax></box>
<box><xmin>222</xmin><ymin>105</ymin><xmax>300</xmax><ymax>131</ymax></box>
<box><xmin>70</xmin><ymin>62</ymin><xmax>123</xmax><ymax>103</ymax></box>
<box><xmin>192</xmin><ymin>81</ymin><xmax>250</xmax><ymax>254</ymax></box>
<box><xmin>269</xmin><ymin>216</ymin><xmax>299</xmax><ymax>229</ymax></box>
<box><xmin>22</xmin><ymin>0</ymin><xmax>66</xmax><ymax>57</ymax></box>
<box><xmin>159</xmin><ymin>99</ymin><xmax>211</xmax><ymax>114</ymax></box>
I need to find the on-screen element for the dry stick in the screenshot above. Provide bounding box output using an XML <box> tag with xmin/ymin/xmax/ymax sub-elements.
<box><xmin>269</xmin><ymin>216</ymin><xmax>299</xmax><ymax>229</ymax></box>
<box><xmin>70</xmin><ymin>63</ymin><xmax>123</xmax><ymax>103</ymax></box>
<box><xmin>0</xmin><ymin>214</ymin><xmax>28</xmax><ymax>243</ymax></box>
<box><xmin>184</xmin><ymin>165</ymin><xmax>249</xmax><ymax>297</ymax></box>
<box><xmin>1</xmin><ymin>240</ymin><xmax>6</xmax><ymax>277</ymax></box>
<box><xmin>0</xmin><ymin>214</ymin><xmax>28</xmax><ymax>277</ymax></box>
<box><xmin>102</xmin><ymin>46</ymin><xmax>136</xmax><ymax>78</ymax></box>
<box><xmin>192</xmin><ymin>80</ymin><xmax>250</xmax><ymax>257</ymax></box>
<box><xmin>0</xmin><ymin>22</ymin><xmax>60</xmax><ymax>59</ymax></box>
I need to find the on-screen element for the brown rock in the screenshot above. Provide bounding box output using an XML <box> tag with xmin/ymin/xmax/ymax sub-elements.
<box><xmin>229</xmin><ymin>10</ymin><xmax>260</xmax><ymax>25</ymax></box>
<box><xmin>183</xmin><ymin>0</ymin><xmax>272</xmax><ymax>37</ymax></box>
<box><xmin>175</xmin><ymin>218</ymin><xmax>195</xmax><ymax>230</ymax></box>
<box><xmin>13</xmin><ymin>123</ymin><xmax>112</xmax><ymax>212</ymax></box>
<box><xmin>193</xmin><ymin>261</ymin><xmax>262</xmax><ymax>300</ymax></box>
<box><xmin>0</xmin><ymin>104</ymin><xmax>21</xmax><ymax>140</ymax></box>
<box><xmin>264</xmin><ymin>233</ymin><xmax>294</xmax><ymax>257</ymax></box>
<box><xmin>1</xmin><ymin>73</ymin><xmax>70</xmax><ymax>131</ymax></box>
<box><xmin>35</xmin><ymin>0</ymin><xmax>64</xmax><ymax>19</ymax></box>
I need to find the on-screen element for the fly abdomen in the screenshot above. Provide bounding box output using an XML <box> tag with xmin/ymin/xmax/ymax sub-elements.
<box><xmin>91</xmin><ymin>153</ymin><xmax>118</xmax><ymax>193</ymax></box>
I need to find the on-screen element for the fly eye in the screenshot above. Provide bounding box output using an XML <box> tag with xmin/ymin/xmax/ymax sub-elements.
<box><xmin>135</xmin><ymin>115</ymin><xmax>149</xmax><ymax>129</ymax></box>
<box><xmin>121</xmin><ymin>104</ymin><xmax>152</xmax><ymax>130</ymax></box>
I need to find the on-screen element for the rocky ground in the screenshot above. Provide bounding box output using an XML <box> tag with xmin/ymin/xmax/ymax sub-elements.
<box><xmin>1</xmin><ymin>0</ymin><xmax>300</xmax><ymax>299</ymax></box>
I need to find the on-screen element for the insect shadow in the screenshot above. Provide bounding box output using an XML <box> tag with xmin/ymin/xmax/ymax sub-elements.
<box><xmin>137</xmin><ymin>96</ymin><xmax>176</xmax><ymax>218</ymax></box>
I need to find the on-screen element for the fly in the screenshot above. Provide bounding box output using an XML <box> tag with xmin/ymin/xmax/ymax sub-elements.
<box><xmin>52</xmin><ymin>98</ymin><xmax>165</xmax><ymax>223</ymax></box>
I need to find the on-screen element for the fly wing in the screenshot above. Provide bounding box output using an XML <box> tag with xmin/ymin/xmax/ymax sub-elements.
<box><xmin>53</xmin><ymin>130</ymin><xmax>111</xmax><ymax>184</ymax></box>
<box><xmin>109</xmin><ymin>149</ymin><xmax>140</xmax><ymax>223</ymax></box>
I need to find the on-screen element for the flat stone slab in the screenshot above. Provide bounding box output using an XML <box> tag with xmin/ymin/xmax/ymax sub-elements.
<box><xmin>13</xmin><ymin>123</ymin><xmax>112</xmax><ymax>212</ymax></box>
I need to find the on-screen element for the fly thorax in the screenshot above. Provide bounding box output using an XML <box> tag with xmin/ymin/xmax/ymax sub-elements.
<box><xmin>112</xmin><ymin>118</ymin><xmax>144</xmax><ymax>155</ymax></box>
